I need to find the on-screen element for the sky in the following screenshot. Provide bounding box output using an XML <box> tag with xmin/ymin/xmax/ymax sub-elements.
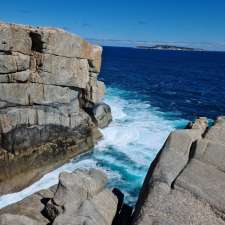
<box><xmin>0</xmin><ymin>0</ymin><xmax>225</xmax><ymax>51</ymax></box>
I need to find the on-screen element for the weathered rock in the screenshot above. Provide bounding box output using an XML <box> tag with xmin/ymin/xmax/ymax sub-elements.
<box><xmin>132</xmin><ymin>117</ymin><xmax>225</xmax><ymax>225</ymax></box>
<box><xmin>50</xmin><ymin>170</ymin><xmax>117</xmax><ymax>225</ymax></box>
<box><xmin>0</xmin><ymin>214</ymin><xmax>38</xmax><ymax>225</ymax></box>
<box><xmin>0</xmin><ymin>126</ymin><xmax>100</xmax><ymax>193</ymax></box>
<box><xmin>0</xmin><ymin>170</ymin><xmax>118</xmax><ymax>225</ymax></box>
<box><xmin>52</xmin><ymin>170</ymin><xmax>107</xmax><ymax>208</ymax></box>
<box><xmin>91</xmin><ymin>103</ymin><xmax>112</xmax><ymax>128</ymax></box>
<box><xmin>0</xmin><ymin>23</ymin><xmax>32</xmax><ymax>54</ymax></box>
<box><xmin>194</xmin><ymin>139</ymin><xmax>225</xmax><ymax>172</ymax></box>
<box><xmin>85</xmin><ymin>77</ymin><xmax>105</xmax><ymax>103</ymax></box>
<box><xmin>152</xmin><ymin>129</ymin><xmax>202</xmax><ymax>187</ymax></box>
<box><xmin>8</xmin><ymin>70</ymin><xmax>31</xmax><ymax>82</ymax></box>
<box><xmin>53</xmin><ymin>189</ymin><xmax>117</xmax><ymax>225</ymax></box>
<box><xmin>0</xmin><ymin>52</ymin><xmax>30</xmax><ymax>74</ymax></box>
<box><xmin>0</xmin><ymin>22</ymin><xmax>111</xmax><ymax>192</ymax></box>
<box><xmin>135</xmin><ymin>182</ymin><xmax>225</xmax><ymax>225</ymax></box>
<box><xmin>175</xmin><ymin>159</ymin><xmax>225</xmax><ymax>213</ymax></box>
<box><xmin>0</xmin><ymin>83</ymin><xmax>79</xmax><ymax>108</ymax></box>
<box><xmin>0</xmin><ymin>187</ymin><xmax>55</xmax><ymax>224</ymax></box>
<box><xmin>205</xmin><ymin>116</ymin><xmax>225</xmax><ymax>145</ymax></box>
<box><xmin>37</xmin><ymin>55</ymin><xmax>90</xmax><ymax>88</ymax></box>
<box><xmin>186</xmin><ymin>116</ymin><xmax>208</xmax><ymax>134</ymax></box>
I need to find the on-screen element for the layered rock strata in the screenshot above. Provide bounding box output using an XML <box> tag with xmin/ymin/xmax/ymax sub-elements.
<box><xmin>132</xmin><ymin>116</ymin><xmax>225</xmax><ymax>225</ymax></box>
<box><xmin>0</xmin><ymin>169</ymin><xmax>118</xmax><ymax>225</ymax></box>
<box><xmin>0</xmin><ymin>23</ymin><xmax>112</xmax><ymax>194</ymax></box>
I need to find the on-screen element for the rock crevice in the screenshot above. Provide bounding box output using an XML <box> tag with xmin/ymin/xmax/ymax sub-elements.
<box><xmin>0</xmin><ymin>23</ymin><xmax>111</xmax><ymax>194</ymax></box>
<box><xmin>132</xmin><ymin>117</ymin><xmax>225</xmax><ymax>225</ymax></box>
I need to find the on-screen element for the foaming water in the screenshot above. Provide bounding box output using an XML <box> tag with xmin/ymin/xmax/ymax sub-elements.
<box><xmin>0</xmin><ymin>87</ymin><xmax>188</xmax><ymax>209</ymax></box>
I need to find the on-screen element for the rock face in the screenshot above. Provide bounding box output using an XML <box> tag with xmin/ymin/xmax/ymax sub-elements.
<box><xmin>88</xmin><ymin>103</ymin><xmax>112</xmax><ymax>129</ymax></box>
<box><xmin>0</xmin><ymin>169</ymin><xmax>118</xmax><ymax>225</ymax></box>
<box><xmin>0</xmin><ymin>214</ymin><xmax>38</xmax><ymax>225</ymax></box>
<box><xmin>0</xmin><ymin>23</ymin><xmax>112</xmax><ymax>194</ymax></box>
<box><xmin>132</xmin><ymin>117</ymin><xmax>225</xmax><ymax>225</ymax></box>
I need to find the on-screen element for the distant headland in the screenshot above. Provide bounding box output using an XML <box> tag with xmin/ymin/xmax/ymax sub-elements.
<box><xmin>136</xmin><ymin>44</ymin><xmax>205</xmax><ymax>51</ymax></box>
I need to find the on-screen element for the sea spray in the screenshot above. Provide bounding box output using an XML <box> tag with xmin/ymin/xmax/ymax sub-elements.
<box><xmin>0</xmin><ymin>87</ymin><xmax>187</xmax><ymax>209</ymax></box>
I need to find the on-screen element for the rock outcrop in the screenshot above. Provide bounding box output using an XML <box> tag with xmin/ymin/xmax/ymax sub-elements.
<box><xmin>0</xmin><ymin>23</ymin><xmax>112</xmax><ymax>194</ymax></box>
<box><xmin>0</xmin><ymin>169</ymin><xmax>118</xmax><ymax>225</ymax></box>
<box><xmin>132</xmin><ymin>116</ymin><xmax>225</xmax><ymax>225</ymax></box>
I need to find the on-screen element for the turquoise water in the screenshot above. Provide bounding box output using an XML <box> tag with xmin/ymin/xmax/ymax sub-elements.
<box><xmin>0</xmin><ymin>87</ymin><xmax>187</xmax><ymax>208</ymax></box>
<box><xmin>1</xmin><ymin>46</ymin><xmax>224</xmax><ymax>208</ymax></box>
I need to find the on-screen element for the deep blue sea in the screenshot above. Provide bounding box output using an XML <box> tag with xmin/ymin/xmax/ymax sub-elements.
<box><xmin>1</xmin><ymin>47</ymin><xmax>225</xmax><ymax>208</ymax></box>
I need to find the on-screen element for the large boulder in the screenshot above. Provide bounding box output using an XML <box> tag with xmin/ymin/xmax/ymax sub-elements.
<box><xmin>91</xmin><ymin>103</ymin><xmax>112</xmax><ymax>129</ymax></box>
<box><xmin>0</xmin><ymin>169</ymin><xmax>118</xmax><ymax>225</ymax></box>
<box><xmin>44</xmin><ymin>170</ymin><xmax>117</xmax><ymax>225</ymax></box>
<box><xmin>52</xmin><ymin>169</ymin><xmax>107</xmax><ymax>208</ymax></box>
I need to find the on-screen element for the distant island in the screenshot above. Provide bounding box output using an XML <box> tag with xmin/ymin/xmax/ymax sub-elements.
<box><xmin>137</xmin><ymin>44</ymin><xmax>204</xmax><ymax>51</ymax></box>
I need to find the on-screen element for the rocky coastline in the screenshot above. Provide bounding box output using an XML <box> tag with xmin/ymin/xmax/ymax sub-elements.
<box><xmin>1</xmin><ymin>22</ymin><xmax>225</xmax><ymax>225</ymax></box>
<box><xmin>131</xmin><ymin>117</ymin><xmax>225</xmax><ymax>225</ymax></box>
<box><xmin>0</xmin><ymin>23</ymin><xmax>112</xmax><ymax>194</ymax></box>
<box><xmin>0</xmin><ymin>169</ymin><xmax>118</xmax><ymax>225</ymax></box>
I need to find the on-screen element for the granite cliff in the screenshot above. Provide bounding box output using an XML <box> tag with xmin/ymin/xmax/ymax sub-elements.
<box><xmin>0</xmin><ymin>23</ymin><xmax>112</xmax><ymax>194</ymax></box>
<box><xmin>132</xmin><ymin>117</ymin><xmax>225</xmax><ymax>225</ymax></box>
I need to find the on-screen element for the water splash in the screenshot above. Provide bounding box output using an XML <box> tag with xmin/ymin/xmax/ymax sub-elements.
<box><xmin>0</xmin><ymin>87</ymin><xmax>187</xmax><ymax>209</ymax></box>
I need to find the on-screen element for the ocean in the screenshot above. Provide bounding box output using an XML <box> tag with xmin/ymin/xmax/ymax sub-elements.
<box><xmin>0</xmin><ymin>46</ymin><xmax>225</xmax><ymax>208</ymax></box>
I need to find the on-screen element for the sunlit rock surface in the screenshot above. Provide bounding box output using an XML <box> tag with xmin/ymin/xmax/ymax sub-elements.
<box><xmin>132</xmin><ymin>117</ymin><xmax>225</xmax><ymax>225</ymax></box>
<box><xmin>0</xmin><ymin>169</ymin><xmax>118</xmax><ymax>225</ymax></box>
<box><xmin>0</xmin><ymin>23</ymin><xmax>112</xmax><ymax>194</ymax></box>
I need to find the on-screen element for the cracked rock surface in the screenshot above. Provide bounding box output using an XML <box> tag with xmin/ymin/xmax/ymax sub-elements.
<box><xmin>0</xmin><ymin>23</ymin><xmax>112</xmax><ymax>194</ymax></box>
<box><xmin>132</xmin><ymin>117</ymin><xmax>225</xmax><ymax>225</ymax></box>
<box><xmin>0</xmin><ymin>169</ymin><xmax>118</xmax><ymax>225</ymax></box>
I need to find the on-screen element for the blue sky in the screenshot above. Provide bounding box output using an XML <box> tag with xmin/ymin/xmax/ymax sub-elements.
<box><xmin>0</xmin><ymin>0</ymin><xmax>225</xmax><ymax>50</ymax></box>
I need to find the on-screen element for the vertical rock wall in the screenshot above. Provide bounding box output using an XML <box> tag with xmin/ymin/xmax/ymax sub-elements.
<box><xmin>0</xmin><ymin>23</ymin><xmax>111</xmax><ymax>193</ymax></box>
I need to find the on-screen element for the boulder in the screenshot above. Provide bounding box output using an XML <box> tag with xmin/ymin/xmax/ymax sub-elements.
<box><xmin>91</xmin><ymin>103</ymin><xmax>112</xmax><ymax>128</ymax></box>
<box><xmin>186</xmin><ymin>117</ymin><xmax>208</xmax><ymax>134</ymax></box>
<box><xmin>0</xmin><ymin>187</ymin><xmax>55</xmax><ymax>224</ymax></box>
<box><xmin>52</xmin><ymin>169</ymin><xmax>107</xmax><ymax>208</ymax></box>
<box><xmin>0</xmin><ymin>169</ymin><xmax>118</xmax><ymax>225</ymax></box>
<box><xmin>50</xmin><ymin>170</ymin><xmax>117</xmax><ymax>225</ymax></box>
<box><xmin>53</xmin><ymin>189</ymin><xmax>118</xmax><ymax>225</ymax></box>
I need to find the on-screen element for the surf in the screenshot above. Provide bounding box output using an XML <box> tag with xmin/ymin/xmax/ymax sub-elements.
<box><xmin>0</xmin><ymin>87</ymin><xmax>187</xmax><ymax>209</ymax></box>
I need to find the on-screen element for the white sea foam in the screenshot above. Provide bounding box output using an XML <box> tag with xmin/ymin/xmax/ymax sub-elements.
<box><xmin>0</xmin><ymin>87</ymin><xmax>187</xmax><ymax>208</ymax></box>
